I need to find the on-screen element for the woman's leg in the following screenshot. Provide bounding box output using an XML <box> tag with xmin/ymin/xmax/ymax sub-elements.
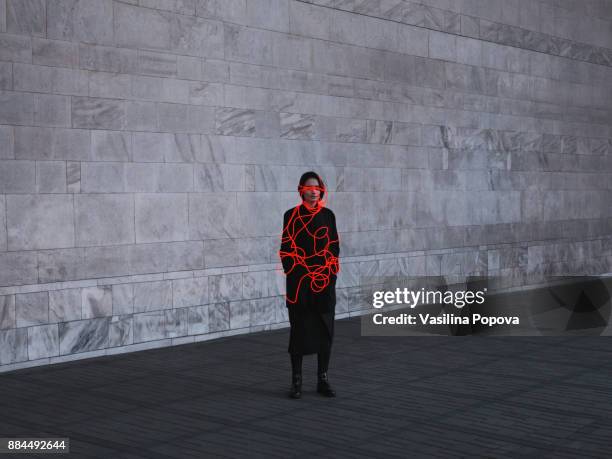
<box><xmin>289</xmin><ymin>353</ymin><xmax>303</xmax><ymax>399</ymax></box>
<box><xmin>317</xmin><ymin>349</ymin><xmax>330</xmax><ymax>376</ymax></box>
<box><xmin>291</xmin><ymin>353</ymin><xmax>303</xmax><ymax>376</ymax></box>
<box><xmin>316</xmin><ymin>348</ymin><xmax>335</xmax><ymax>397</ymax></box>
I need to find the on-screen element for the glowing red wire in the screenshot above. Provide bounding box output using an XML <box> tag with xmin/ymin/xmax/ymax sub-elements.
<box><xmin>279</xmin><ymin>193</ymin><xmax>340</xmax><ymax>305</ymax></box>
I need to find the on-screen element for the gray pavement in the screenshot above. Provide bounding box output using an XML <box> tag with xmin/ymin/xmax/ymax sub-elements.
<box><xmin>1</xmin><ymin>315</ymin><xmax>612</xmax><ymax>458</ymax></box>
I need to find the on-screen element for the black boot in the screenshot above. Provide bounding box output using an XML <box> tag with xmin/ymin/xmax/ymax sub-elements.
<box><xmin>289</xmin><ymin>373</ymin><xmax>302</xmax><ymax>399</ymax></box>
<box><xmin>317</xmin><ymin>372</ymin><xmax>336</xmax><ymax>397</ymax></box>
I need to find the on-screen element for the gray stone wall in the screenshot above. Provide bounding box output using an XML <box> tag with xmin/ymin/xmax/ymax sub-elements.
<box><xmin>1</xmin><ymin>0</ymin><xmax>612</xmax><ymax>372</ymax></box>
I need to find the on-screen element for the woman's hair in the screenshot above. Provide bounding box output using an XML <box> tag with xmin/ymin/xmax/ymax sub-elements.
<box><xmin>298</xmin><ymin>171</ymin><xmax>325</xmax><ymax>200</ymax></box>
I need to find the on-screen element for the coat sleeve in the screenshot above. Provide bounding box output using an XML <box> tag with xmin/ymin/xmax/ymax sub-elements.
<box><xmin>279</xmin><ymin>210</ymin><xmax>295</xmax><ymax>275</ymax></box>
<box><xmin>328</xmin><ymin>211</ymin><xmax>340</xmax><ymax>275</ymax></box>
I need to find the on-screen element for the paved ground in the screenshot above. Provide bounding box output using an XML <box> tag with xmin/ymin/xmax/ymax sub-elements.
<box><xmin>2</xmin><ymin>314</ymin><xmax>612</xmax><ymax>458</ymax></box>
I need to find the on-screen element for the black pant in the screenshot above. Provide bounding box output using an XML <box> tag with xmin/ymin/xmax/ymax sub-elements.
<box><xmin>291</xmin><ymin>349</ymin><xmax>330</xmax><ymax>376</ymax></box>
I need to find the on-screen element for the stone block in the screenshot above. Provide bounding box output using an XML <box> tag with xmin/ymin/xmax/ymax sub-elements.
<box><xmin>109</xmin><ymin>314</ymin><xmax>132</xmax><ymax>347</ymax></box>
<box><xmin>79</xmin><ymin>43</ymin><xmax>137</xmax><ymax>73</ymax></box>
<box><xmin>123</xmin><ymin>163</ymin><xmax>161</xmax><ymax>191</ymax></box>
<box><xmin>14</xmin><ymin>64</ymin><xmax>88</xmax><ymax>96</ymax></box>
<box><xmin>481</xmin><ymin>41</ymin><xmax>530</xmax><ymax>74</ymax></box>
<box><xmin>364</xmin><ymin>16</ymin><xmax>399</xmax><ymax>53</ymax></box>
<box><xmin>133</xmin><ymin>280</ymin><xmax>173</xmax><ymax>313</ymax></box>
<box><xmin>414</xmin><ymin>57</ymin><xmax>445</xmax><ymax>89</ymax></box>
<box><xmin>81</xmin><ymin>162</ymin><xmax>125</xmax><ymax>193</ymax></box>
<box><xmin>0</xmin><ymin>91</ymin><xmax>34</xmax><ymax>125</ymax></box>
<box><xmin>194</xmin><ymin>163</ymin><xmax>244</xmax><ymax>192</ymax></box>
<box><xmin>208</xmin><ymin>301</ymin><xmax>229</xmax><ymax>332</ymax></box>
<box><xmin>125</xmin><ymin>163</ymin><xmax>193</xmax><ymax>192</ymax></box>
<box><xmin>158</xmin><ymin>163</ymin><xmax>194</xmax><ymax>191</ymax></box>
<box><xmin>280</xmin><ymin>112</ymin><xmax>315</xmax><ymax>139</ymax></box>
<box><xmin>140</xmin><ymin>0</ymin><xmax>196</xmax><ymax>15</ymax></box>
<box><xmin>169</xmin><ymin>13</ymin><xmax>224</xmax><ymax>58</ymax></box>
<box><xmin>0</xmin><ymin>252</ymin><xmax>38</xmax><ymax>287</ymax></box>
<box><xmin>138</xmin><ymin>50</ymin><xmax>177</xmax><ymax>77</ymax></box>
<box><xmin>397</xmin><ymin>24</ymin><xmax>429</xmax><ymax>57</ymax></box>
<box><xmin>0</xmin><ymin>33</ymin><xmax>31</xmax><ymax>62</ymax></box>
<box><xmin>49</xmin><ymin>288</ymin><xmax>82</xmax><ymax>322</ymax></box>
<box><xmin>246</xmin><ymin>0</ymin><xmax>288</xmax><ymax>31</ymax></box>
<box><xmin>33</xmin><ymin>38</ymin><xmax>78</xmax><ymax>67</ymax></box>
<box><xmin>456</xmin><ymin>36</ymin><xmax>481</xmax><ymax>66</ymax></box>
<box><xmin>166</xmin><ymin>241</ymin><xmax>204</xmax><ymax>271</ymax></box>
<box><xmin>72</xmin><ymin>97</ymin><xmax>125</xmax><ymax>129</ymax></box>
<box><xmin>250</xmin><ymin>297</ymin><xmax>274</xmax><ymax>326</ymax></box>
<box><xmin>188</xmin><ymin>192</ymin><xmax>241</xmax><ymax>239</ymax></box>
<box><xmin>202</xmin><ymin>58</ymin><xmax>229</xmax><ymax>82</ymax></box>
<box><xmin>229</xmin><ymin>299</ymin><xmax>250</xmax><ymax>329</ymax></box>
<box><xmin>67</xmin><ymin>161</ymin><xmax>80</xmax><ymax>193</ymax></box>
<box><xmin>429</xmin><ymin>30</ymin><xmax>456</xmax><ymax>61</ymax></box>
<box><xmin>391</xmin><ymin>122</ymin><xmax>421</xmax><ymax>146</ymax></box>
<box><xmin>128</xmin><ymin>243</ymin><xmax>167</xmax><ymax>275</ymax></box>
<box><xmin>7</xmin><ymin>0</ymin><xmax>45</xmax><ymax>36</ymax></box>
<box><xmin>0</xmin><ymin>126</ymin><xmax>12</xmax><ymax>159</ymax></box>
<box><xmin>82</xmin><ymin>285</ymin><xmax>112</xmax><ymax>319</ymax></box>
<box><xmin>164</xmin><ymin>308</ymin><xmax>187</xmax><ymax>338</ymax></box>
<box><xmin>177</xmin><ymin>55</ymin><xmax>201</xmax><ymax>80</ymax></box>
<box><xmin>154</xmin><ymin>78</ymin><xmax>191</xmax><ymax>105</ymax></box>
<box><xmin>92</xmin><ymin>131</ymin><xmax>131</xmax><ymax>162</ymax></box>
<box><xmin>88</xmin><ymin>72</ymin><xmax>131</xmax><ymax>99</ymax></box>
<box><xmin>0</xmin><ymin>295</ymin><xmax>15</xmax><ymax>329</ymax></box>
<box><xmin>75</xmin><ymin>194</ymin><xmax>134</xmax><ymax>246</ymax></box>
<box><xmin>59</xmin><ymin>317</ymin><xmax>109</xmax><ymax>355</ymax></box>
<box><xmin>169</xmin><ymin>134</ymin><xmax>201</xmax><ymax>162</ymax></box>
<box><xmin>215</xmin><ymin>106</ymin><xmax>256</xmax><ymax>136</ymax></box>
<box><xmin>16</xmin><ymin>291</ymin><xmax>48</xmax><ymax>327</ymax></box>
<box><xmin>268</xmin><ymin>270</ymin><xmax>284</xmax><ymax>297</ymax></box>
<box><xmin>15</xmin><ymin>127</ymin><xmax>91</xmax><ymax>161</ymax></box>
<box><xmin>112</xmin><ymin>284</ymin><xmax>134</xmax><ymax>315</ymax></box>
<box><xmin>47</xmin><ymin>0</ymin><xmax>113</xmax><ymax>44</ymax></box>
<box><xmin>236</xmin><ymin>192</ymin><xmax>289</xmax><ymax>237</ymax></box>
<box><xmin>33</xmin><ymin>94</ymin><xmax>70</xmax><ymax>127</ymax></box>
<box><xmin>28</xmin><ymin>324</ymin><xmax>59</xmax><ymax>360</ymax></box>
<box><xmin>0</xmin><ymin>0</ymin><xmax>5</xmax><ymax>32</ymax></box>
<box><xmin>195</xmin><ymin>0</ymin><xmax>246</xmax><ymax>24</ymax></box>
<box><xmin>187</xmin><ymin>305</ymin><xmax>208</xmax><ymax>335</ymax></box>
<box><xmin>131</xmin><ymin>75</ymin><xmax>164</xmax><ymax>101</ymax></box>
<box><xmin>135</xmin><ymin>193</ymin><xmax>189</xmax><ymax>243</ymax></box>
<box><xmin>7</xmin><ymin>194</ymin><xmax>74</xmax><ymax>251</ymax></box>
<box><xmin>157</xmin><ymin>103</ymin><xmax>214</xmax><ymax>133</ymax></box>
<box><xmin>275</xmin><ymin>297</ymin><xmax>291</xmax><ymax>325</ymax></box>
<box><xmin>0</xmin><ymin>328</ymin><xmax>28</xmax><ymax>364</ymax></box>
<box><xmin>132</xmin><ymin>311</ymin><xmax>165</xmax><ymax>343</ymax></box>
<box><xmin>288</xmin><ymin>0</ymin><xmax>329</xmax><ymax>40</ymax></box>
<box><xmin>224</xmin><ymin>23</ymin><xmax>274</xmax><ymax>66</ymax></box>
<box><xmin>126</xmin><ymin>101</ymin><xmax>158</xmax><ymax>131</ymax></box>
<box><xmin>38</xmin><ymin>248</ymin><xmax>85</xmax><ymax>283</ymax></box>
<box><xmin>209</xmin><ymin>273</ymin><xmax>242</xmax><ymax>302</ymax></box>
<box><xmin>36</xmin><ymin>161</ymin><xmax>66</xmax><ymax>193</ymax></box>
<box><xmin>189</xmin><ymin>81</ymin><xmax>223</xmax><ymax>106</ymax></box>
<box><xmin>0</xmin><ymin>160</ymin><xmax>35</xmax><ymax>193</ymax></box>
<box><xmin>173</xmin><ymin>276</ymin><xmax>208</xmax><ymax>308</ymax></box>
<box><xmin>518</xmin><ymin>1</ymin><xmax>539</xmax><ymax>32</ymax></box>
<box><xmin>115</xmin><ymin>2</ymin><xmax>223</xmax><ymax>58</ymax></box>
<box><xmin>133</xmin><ymin>132</ymin><xmax>165</xmax><ymax>162</ymax></box>
<box><xmin>115</xmin><ymin>2</ymin><xmax>170</xmax><ymax>49</ymax></box>
<box><xmin>242</xmin><ymin>270</ymin><xmax>266</xmax><ymax>299</ymax></box>
<box><xmin>0</xmin><ymin>62</ymin><xmax>12</xmax><ymax>90</ymax></box>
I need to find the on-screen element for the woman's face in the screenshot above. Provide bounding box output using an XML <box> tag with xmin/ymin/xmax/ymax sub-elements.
<box><xmin>301</xmin><ymin>177</ymin><xmax>322</xmax><ymax>206</ymax></box>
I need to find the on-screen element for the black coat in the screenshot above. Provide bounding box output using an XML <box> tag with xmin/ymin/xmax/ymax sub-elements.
<box><xmin>279</xmin><ymin>203</ymin><xmax>340</xmax><ymax>355</ymax></box>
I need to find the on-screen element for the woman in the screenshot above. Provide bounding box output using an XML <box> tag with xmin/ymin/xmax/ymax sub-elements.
<box><xmin>279</xmin><ymin>171</ymin><xmax>340</xmax><ymax>399</ymax></box>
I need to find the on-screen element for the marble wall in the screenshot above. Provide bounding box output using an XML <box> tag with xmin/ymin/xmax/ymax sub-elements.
<box><xmin>1</xmin><ymin>0</ymin><xmax>612</xmax><ymax>372</ymax></box>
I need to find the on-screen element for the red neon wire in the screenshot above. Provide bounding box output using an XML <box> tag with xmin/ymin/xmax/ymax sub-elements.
<box><xmin>279</xmin><ymin>189</ymin><xmax>340</xmax><ymax>304</ymax></box>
